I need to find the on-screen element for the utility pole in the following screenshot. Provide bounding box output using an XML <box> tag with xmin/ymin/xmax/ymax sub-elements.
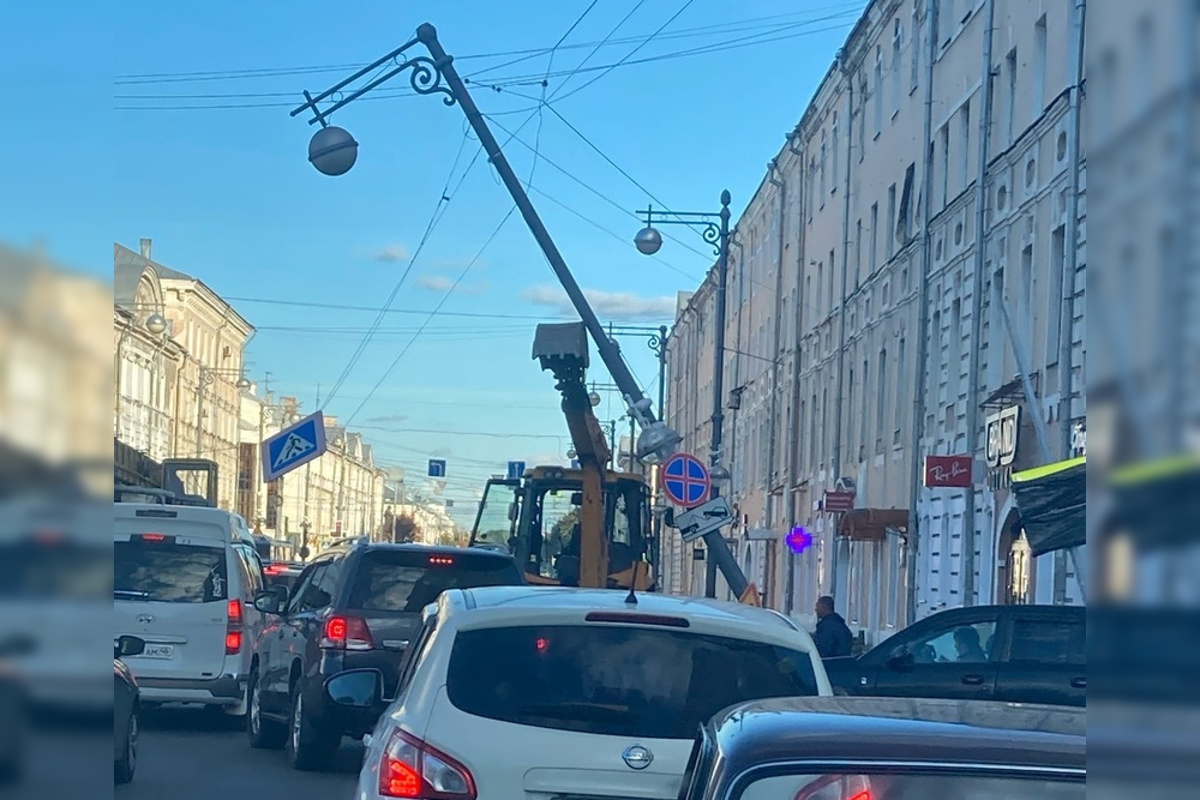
<box><xmin>766</xmin><ymin>161</ymin><xmax>787</xmax><ymax>609</ymax></box>
<box><xmin>962</xmin><ymin>0</ymin><xmax>997</xmax><ymax>607</ymax></box>
<box><xmin>831</xmin><ymin>52</ymin><xmax>856</xmax><ymax>603</ymax></box>
<box><xmin>705</xmin><ymin>191</ymin><xmax>733</xmax><ymax>599</ymax></box>
<box><xmin>906</xmin><ymin>0</ymin><xmax>939</xmax><ymax>626</ymax></box>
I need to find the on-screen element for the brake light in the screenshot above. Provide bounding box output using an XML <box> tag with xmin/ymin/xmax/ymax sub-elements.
<box><xmin>848</xmin><ymin>793</ymin><xmax>871</xmax><ymax>800</ymax></box>
<box><xmin>225</xmin><ymin>599</ymin><xmax>244</xmax><ymax>654</ymax></box>
<box><xmin>429</xmin><ymin>556</ymin><xmax>455</xmax><ymax>566</ymax></box>
<box><xmin>264</xmin><ymin>564</ymin><xmax>286</xmax><ymax>575</ymax></box>
<box><xmin>139</xmin><ymin>533</ymin><xmax>167</xmax><ymax>542</ymax></box>
<box><xmin>379</xmin><ymin>728</ymin><xmax>475</xmax><ymax>799</ymax></box>
<box><xmin>320</xmin><ymin>616</ymin><xmax>374</xmax><ymax>651</ymax></box>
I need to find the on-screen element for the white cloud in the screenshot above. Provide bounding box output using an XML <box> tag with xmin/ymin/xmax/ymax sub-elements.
<box><xmin>416</xmin><ymin>274</ymin><xmax>454</xmax><ymax>291</ymax></box>
<box><xmin>364</xmin><ymin>414</ymin><xmax>408</xmax><ymax>424</ymax></box>
<box><xmin>416</xmin><ymin>274</ymin><xmax>489</xmax><ymax>295</ymax></box>
<box><xmin>521</xmin><ymin>284</ymin><xmax>675</xmax><ymax>321</ymax></box>
<box><xmin>367</xmin><ymin>244</ymin><xmax>410</xmax><ymax>263</ymax></box>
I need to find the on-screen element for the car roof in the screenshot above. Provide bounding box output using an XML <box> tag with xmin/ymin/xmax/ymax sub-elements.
<box><xmin>326</xmin><ymin>541</ymin><xmax>517</xmax><ymax>561</ymax></box>
<box><xmin>448</xmin><ymin>586</ymin><xmax>804</xmax><ymax>637</ymax></box>
<box><xmin>706</xmin><ymin>696</ymin><xmax>1086</xmax><ymax>774</ymax></box>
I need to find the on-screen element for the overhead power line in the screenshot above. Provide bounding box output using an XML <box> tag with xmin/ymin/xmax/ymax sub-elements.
<box><xmin>113</xmin><ymin>7</ymin><xmax>861</xmax><ymax>109</ymax></box>
<box><xmin>113</xmin><ymin>5</ymin><xmax>861</xmax><ymax>83</ymax></box>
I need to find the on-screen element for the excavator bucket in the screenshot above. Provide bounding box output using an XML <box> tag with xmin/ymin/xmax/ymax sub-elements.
<box><xmin>533</xmin><ymin>322</ymin><xmax>590</xmax><ymax>372</ymax></box>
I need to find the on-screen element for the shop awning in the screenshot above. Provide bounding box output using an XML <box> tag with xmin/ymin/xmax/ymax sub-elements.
<box><xmin>1107</xmin><ymin>454</ymin><xmax>1200</xmax><ymax>551</ymax></box>
<box><xmin>838</xmin><ymin>508</ymin><xmax>909</xmax><ymax>541</ymax></box>
<box><xmin>1011</xmin><ymin>456</ymin><xmax>1085</xmax><ymax>556</ymax></box>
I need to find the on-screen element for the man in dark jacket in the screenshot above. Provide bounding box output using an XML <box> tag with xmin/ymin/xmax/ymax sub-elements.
<box><xmin>814</xmin><ymin>595</ymin><xmax>854</xmax><ymax>658</ymax></box>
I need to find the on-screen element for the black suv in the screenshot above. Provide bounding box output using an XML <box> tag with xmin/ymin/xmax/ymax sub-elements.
<box><xmin>822</xmin><ymin>604</ymin><xmax>1085</xmax><ymax>707</ymax></box>
<box><xmin>245</xmin><ymin>541</ymin><xmax>524</xmax><ymax>770</ymax></box>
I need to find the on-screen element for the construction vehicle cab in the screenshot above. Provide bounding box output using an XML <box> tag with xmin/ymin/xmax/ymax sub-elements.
<box><xmin>469</xmin><ymin>465</ymin><xmax>653</xmax><ymax>590</ymax></box>
<box><xmin>468</xmin><ymin>321</ymin><xmax>656</xmax><ymax>592</ymax></box>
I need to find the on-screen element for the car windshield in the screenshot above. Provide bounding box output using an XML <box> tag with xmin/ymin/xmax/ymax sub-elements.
<box><xmin>736</xmin><ymin>771</ymin><xmax>1083</xmax><ymax>800</ymax></box>
<box><xmin>114</xmin><ymin>539</ymin><xmax>228</xmax><ymax>603</ymax></box>
<box><xmin>346</xmin><ymin>550</ymin><xmax>522</xmax><ymax>612</ymax></box>
<box><xmin>446</xmin><ymin>624</ymin><xmax>819</xmax><ymax>739</ymax></box>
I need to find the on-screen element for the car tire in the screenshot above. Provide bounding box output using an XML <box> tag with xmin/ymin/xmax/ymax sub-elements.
<box><xmin>114</xmin><ymin>708</ymin><xmax>137</xmax><ymax>785</ymax></box>
<box><xmin>284</xmin><ymin>685</ymin><xmax>336</xmax><ymax>771</ymax></box>
<box><xmin>246</xmin><ymin>668</ymin><xmax>287</xmax><ymax>750</ymax></box>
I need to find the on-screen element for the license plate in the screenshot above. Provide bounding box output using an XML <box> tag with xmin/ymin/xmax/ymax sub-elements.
<box><xmin>139</xmin><ymin>644</ymin><xmax>175</xmax><ymax>659</ymax></box>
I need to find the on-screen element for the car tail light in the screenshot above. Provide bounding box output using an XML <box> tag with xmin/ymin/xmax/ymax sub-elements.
<box><xmin>225</xmin><ymin>599</ymin><xmax>244</xmax><ymax>655</ymax></box>
<box><xmin>320</xmin><ymin>615</ymin><xmax>375</xmax><ymax>651</ymax></box>
<box><xmin>379</xmin><ymin>728</ymin><xmax>475</xmax><ymax>799</ymax></box>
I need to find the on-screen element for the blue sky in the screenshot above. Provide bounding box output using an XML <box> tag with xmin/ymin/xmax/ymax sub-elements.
<box><xmin>4</xmin><ymin>1</ymin><xmax>863</xmax><ymax>523</ymax></box>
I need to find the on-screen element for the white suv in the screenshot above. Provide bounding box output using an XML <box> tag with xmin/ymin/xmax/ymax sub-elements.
<box><xmin>326</xmin><ymin>586</ymin><xmax>831</xmax><ymax>800</ymax></box>
<box><xmin>114</xmin><ymin>503</ymin><xmax>268</xmax><ymax>718</ymax></box>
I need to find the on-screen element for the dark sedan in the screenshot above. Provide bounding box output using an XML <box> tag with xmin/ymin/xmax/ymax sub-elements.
<box><xmin>679</xmin><ymin>696</ymin><xmax>1084</xmax><ymax>800</ymax></box>
<box><xmin>823</xmin><ymin>604</ymin><xmax>1085</xmax><ymax>706</ymax></box>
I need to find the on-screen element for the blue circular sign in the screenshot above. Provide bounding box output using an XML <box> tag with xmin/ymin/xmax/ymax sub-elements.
<box><xmin>660</xmin><ymin>452</ymin><xmax>711</xmax><ymax>509</ymax></box>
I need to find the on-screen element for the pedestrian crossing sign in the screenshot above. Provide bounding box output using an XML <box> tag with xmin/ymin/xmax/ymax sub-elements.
<box><xmin>262</xmin><ymin>411</ymin><xmax>327</xmax><ymax>482</ymax></box>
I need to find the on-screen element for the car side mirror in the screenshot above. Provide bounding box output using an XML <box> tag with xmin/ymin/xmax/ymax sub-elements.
<box><xmin>507</xmin><ymin>503</ymin><xmax>519</xmax><ymax>522</ymax></box>
<box><xmin>115</xmin><ymin>635</ymin><xmax>145</xmax><ymax>659</ymax></box>
<box><xmin>324</xmin><ymin>668</ymin><xmax>384</xmax><ymax>709</ymax></box>
<box><xmin>253</xmin><ymin>589</ymin><xmax>286</xmax><ymax>615</ymax></box>
<box><xmin>885</xmin><ymin>649</ymin><xmax>915</xmax><ymax>671</ymax></box>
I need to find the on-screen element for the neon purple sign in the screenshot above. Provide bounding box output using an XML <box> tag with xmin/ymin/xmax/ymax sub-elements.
<box><xmin>785</xmin><ymin>526</ymin><xmax>812</xmax><ymax>554</ymax></box>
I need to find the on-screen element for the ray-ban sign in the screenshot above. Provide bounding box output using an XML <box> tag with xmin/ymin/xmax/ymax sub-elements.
<box><xmin>924</xmin><ymin>454</ymin><xmax>973</xmax><ymax>488</ymax></box>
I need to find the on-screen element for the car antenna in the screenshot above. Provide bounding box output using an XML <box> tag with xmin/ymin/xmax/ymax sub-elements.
<box><xmin>624</xmin><ymin>562</ymin><xmax>640</xmax><ymax>605</ymax></box>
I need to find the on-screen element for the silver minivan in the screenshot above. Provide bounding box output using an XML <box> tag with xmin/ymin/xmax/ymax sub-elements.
<box><xmin>114</xmin><ymin>503</ymin><xmax>268</xmax><ymax>719</ymax></box>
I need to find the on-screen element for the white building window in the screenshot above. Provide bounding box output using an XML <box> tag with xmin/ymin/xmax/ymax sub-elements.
<box><xmin>886</xmin><ymin>183</ymin><xmax>897</xmax><ymax>259</ymax></box>
<box><xmin>891</xmin><ymin>19</ymin><xmax>903</xmax><ymax>114</ymax></box>
<box><xmin>831</xmin><ymin>112</ymin><xmax>839</xmax><ymax>192</ymax></box>
<box><xmin>958</xmin><ymin>100</ymin><xmax>971</xmax><ymax>195</ymax></box>
<box><xmin>1034</xmin><ymin>14</ymin><xmax>1048</xmax><ymax>117</ymax></box>
<box><xmin>819</xmin><ymin>128</ymin><xmax>828</xmax><ymax>198</ymax></box>
<box><xmin>911</xmin><ymin>4</ymin><xmax>922</xmax><ymax>92</ymax></box>
<box><xmin>873</xmin><ymin>47</ymin><xmax>884</xmax><ymax>135</ymax></box>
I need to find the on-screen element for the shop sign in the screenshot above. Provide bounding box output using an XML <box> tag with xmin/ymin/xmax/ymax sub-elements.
<box><xmin>924</xmin><ymin>454</ymin><xmax>973</xmax><ymax>488</ymax></box>
<box><xmin>986</xmin><ymin>406</ymin><xmax>1021</xmax><ymax>469</ymax></box>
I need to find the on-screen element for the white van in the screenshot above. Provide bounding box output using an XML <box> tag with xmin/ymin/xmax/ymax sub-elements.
<box><xmin>114</xmin><ymin>503</ymin><xmax>268</xmax><ymax>717</ymax></box>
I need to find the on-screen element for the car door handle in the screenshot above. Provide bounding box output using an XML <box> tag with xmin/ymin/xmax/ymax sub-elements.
<box><xmin>1070</xmin><ymin>677</ymin><xmax>1086</xmax><ymax>689</ymax></box>
<box><xmin>961</xmin><ymin>674</ymin><xmax>985</xmax><ymax>686</ymax></box>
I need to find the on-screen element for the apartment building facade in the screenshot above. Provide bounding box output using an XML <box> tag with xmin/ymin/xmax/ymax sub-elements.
<box><xmin>663</xmin><ymin>0</ymin><xmax>1086</xmax><ymax>643</ymax></box>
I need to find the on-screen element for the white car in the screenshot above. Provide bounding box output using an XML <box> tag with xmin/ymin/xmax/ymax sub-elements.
<box><xmin>326</xmin><ymin>586</ymin><xmax>831</xmax><ymax>800</ymax></box>
<box><xmin>114</xmin><ymin>503</ymin><xmax>268</xmax><ymax>717</ymax></box>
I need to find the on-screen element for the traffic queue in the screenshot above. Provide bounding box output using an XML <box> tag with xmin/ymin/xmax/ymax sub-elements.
<box><xmin>112</xmin><ymin>498</ymin><xmax>1085</xmax><ymax>798</ymax></box>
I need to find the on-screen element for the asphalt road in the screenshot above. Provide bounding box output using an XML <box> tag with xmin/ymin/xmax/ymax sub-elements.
<box><xmin>114</xmin><ymin>709</ymin><xmax>363</xmax><ymax>800</ymax></box>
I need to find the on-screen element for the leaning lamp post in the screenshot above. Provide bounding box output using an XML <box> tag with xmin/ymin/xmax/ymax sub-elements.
<box><xmin>633</xmin><ymin>192</ymin><xmax>734</xmax><ymax>598</ymax></box>
<box><xmin>290</xmin><ymin>22</ymin><xmax>680</xmax><ymax>465</ymax></box>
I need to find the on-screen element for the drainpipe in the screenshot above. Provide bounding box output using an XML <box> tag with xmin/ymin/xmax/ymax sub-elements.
<box><xmin>784</xmin><ymin>133</ymin><xmax>806</xmax><ymax>615</ymax></box>
<box><xmin>1056</xmin><ymin>0</ymin><xmax>1087</xmax><ymax>601</ymax></box>
<box><xmin>962</xmin><ymin>0</ymin><xmax>998</xmax><ymax>607</ymax></box>
<box><xmin>767</xmin><ymin>159</ymin><xmax>787</xmax><ymax>609</ymax></box>
<box><xmin>831</xmin><ymin>51</ymin><xmax>856</xmax><ymax>603</ymax></box>
<box><xmin>906</xmin><ymin>0</ymin><xmax>939</xmax><ymax>625</ymax></box>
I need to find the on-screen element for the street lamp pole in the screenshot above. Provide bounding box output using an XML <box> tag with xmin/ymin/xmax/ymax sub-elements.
<box><xmin>633</xmin><ymin>192</ymin><xmax>738</xmax><ymax>599</ymax></box>
<box><xmin>291</xmin><ymin>24</ymin><xmax>676</xmax><ymax>461</ymax></box>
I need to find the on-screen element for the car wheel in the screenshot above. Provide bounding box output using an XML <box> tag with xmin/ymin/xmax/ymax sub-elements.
<box><xmin>114</xmin><ymin>708</ymin><xmax>137</xmax><ymax>784</ymax></box>
<box><xmin>284</xmin><ymin>685</ymin><xmax>335</xmax><ymax>771</ymax></box>
<box><xmin>246</xmin><ymin>668</ymin><xmax>286</xmax><ymax>749</ymax></box>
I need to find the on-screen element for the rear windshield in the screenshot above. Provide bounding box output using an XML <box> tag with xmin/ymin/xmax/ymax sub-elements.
<box><xmin>114</xmin><ymin>539</ymin><xmax>228</xmax><ymax>603</ymax></box>
<box><xmin>447</xmin><ymin>624</ymin><xmax>819</xmax><ymax>739</ymax></box>
<box><xmin>347</xmin><ymin>551</ymin><xmax>522</xmax><ymax>612</ymax></box>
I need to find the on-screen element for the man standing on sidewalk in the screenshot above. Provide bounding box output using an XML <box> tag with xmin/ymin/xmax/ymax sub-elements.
<box><xmin>814</xmin><ymin>595</ymin><xmax>854</xmax><ymax>658</ymax></box>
